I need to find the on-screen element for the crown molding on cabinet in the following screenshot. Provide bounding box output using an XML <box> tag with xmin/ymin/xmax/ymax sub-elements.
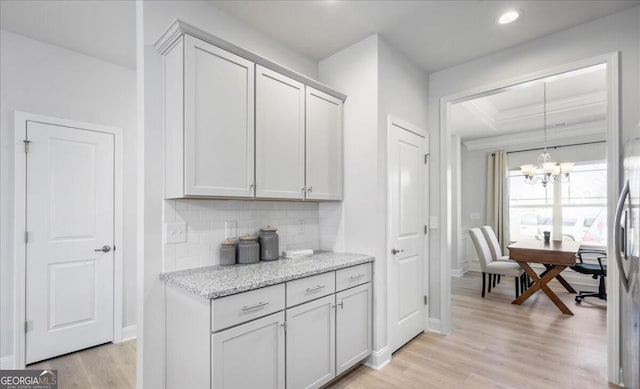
<box><xmin>155</xmin><ymin>19</ymin><xmax>347</xmax><ymax>102</ymax></box>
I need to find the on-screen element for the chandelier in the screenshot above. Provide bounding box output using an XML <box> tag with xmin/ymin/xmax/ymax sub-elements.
<box><xmin>519</xmin><ymin>82</ymin><xmax>574</xmax><ymax>188</ymax></box>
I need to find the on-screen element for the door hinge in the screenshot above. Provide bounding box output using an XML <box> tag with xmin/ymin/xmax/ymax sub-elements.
<box><xmin>23</xmin><ymin>140</ymin><xmax>31</xmax><ymax>153</ymax></box>
<box><xmin>424</xmin><ymin>153</ymin><xmax>430</xmax><ymax>164</ymax></box>
<box><xmin>424</xmin><ymin>295</ymin><xmax>428</xmax><ymax>305</ymax></box>
<box><xmin>25</xmin><ymin>320</ymin><xmax>33</xmax><ymax>333</ymax></box>
<box><xmin>424</xmin><ymin>225</ymin><xmax>428</xmax><ymax>235</ymax></box>
<box><xmin>24</xmin><ymin>231</ymin><xmax>28</xmax><ymax>243</ymax></box>
<box><xmin>113</xmin><ymin>244</ymin><xmax>116</xmax><ymax>252</ymax></box>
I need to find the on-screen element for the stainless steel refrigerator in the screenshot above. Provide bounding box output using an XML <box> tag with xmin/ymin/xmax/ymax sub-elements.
<box><xmin>616</xmin><ymin>138</ymin><xmax>640</xmax><ymax>388</ymax></box>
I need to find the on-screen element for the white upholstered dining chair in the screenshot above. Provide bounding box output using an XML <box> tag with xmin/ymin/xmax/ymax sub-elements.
<box><xmin>469</xmin><ymin>228</ymin><xmax>525</xmax><ymax>298</ymax></box>
<box><xmin>481</xmin><ymin>225</ymin><xmax>530</xmax><ymax>294</ymax></box>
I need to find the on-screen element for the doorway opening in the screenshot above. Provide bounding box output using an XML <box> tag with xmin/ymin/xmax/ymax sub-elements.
<box><xmin>439</xmin><ymin>53</ymin><xmax>620</xmax><ymax>383</ymax></box>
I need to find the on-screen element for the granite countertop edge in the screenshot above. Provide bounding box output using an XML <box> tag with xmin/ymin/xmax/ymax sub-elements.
<box><xmin>159</xmin><ymin>252</ymin><xmax>374</xmax><ymax>300</ymax></box>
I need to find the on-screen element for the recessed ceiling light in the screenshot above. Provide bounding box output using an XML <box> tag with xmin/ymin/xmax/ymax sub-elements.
<box><xmin>498</xmin><ymin>10</ymin><xmax>520</xmax><ymax>25</ymax></box>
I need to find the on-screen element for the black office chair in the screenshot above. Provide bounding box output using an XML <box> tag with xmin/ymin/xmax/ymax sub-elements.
<box><xmin>571</xmin><ymin>248</ymin><xmax>607</xmax><ymax>303</ymax></box>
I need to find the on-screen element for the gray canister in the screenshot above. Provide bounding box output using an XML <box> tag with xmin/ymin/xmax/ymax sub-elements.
<box><xmin>237</xmin><ymin>234</ymin><xmax>260</xmax><ymax>264</ymax></box>
<box><xmin>259</xmin><ymin>226</ymin><xmax>279</xmax><ymax>261</ymax></box>
<box><xmin>219</xmin><ymin>240</ymin><xmax>236</xmax><ymax>266</ymax></box>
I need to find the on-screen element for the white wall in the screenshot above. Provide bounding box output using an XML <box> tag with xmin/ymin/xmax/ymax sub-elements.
<box><xmin>140</xmin><ymin>2</ymin><xmax>321</xmax><ymax>387</ymax></box>
<box><xmin>318</xmin><ymin>34</ymin><xmax>429</xmax><ymax>364</ymax></box>
<box><xmin>428</xmin><ymin>6</ymin><xmax>640</xmax><ymax>322</ymax></box>
<box><xmin>0</xmin><ymin>29</ymin><xmax>137</xmax><ymax>364</ymax></box>
<box><xmin>318</xmin><ymin>33</ymin><xmax>381</xmax><ymax>353</ymax></box>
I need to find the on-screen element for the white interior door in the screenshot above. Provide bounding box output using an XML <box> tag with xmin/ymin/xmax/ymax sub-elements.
<box><xmin>388</xmin><ymin>121</ymin><xmax>427</xmax><ymax>353</ymax></box>
<box><xmin>26</xmin><ymin>121</ymin><xmax>114</xmax><ymax>364</ymax></box>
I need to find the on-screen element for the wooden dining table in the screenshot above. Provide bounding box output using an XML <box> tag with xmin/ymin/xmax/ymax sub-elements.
<box><xmin>508</xmin><ymin>239</ymin><xmax>581</xmax><ymax>315</ymax></box>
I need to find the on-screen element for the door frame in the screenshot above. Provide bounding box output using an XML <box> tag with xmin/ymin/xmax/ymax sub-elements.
<box><xmin>386</xmin><ymin>115</ymin><xmax>430</xmax><ymax>353</ymax></box>
<box><xmin>13</xmin><ymin>111</ymin><xmax>124</xmax><ymax>368</ymax></box>
<box><xmin>437</xmin><ymin>52</ymin><xmax>620</xmax><ymax>383</ymax></box>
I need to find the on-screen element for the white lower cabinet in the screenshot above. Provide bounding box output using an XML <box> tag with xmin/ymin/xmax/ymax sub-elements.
<box><xmin>164</xmin><ymin>263</ymin><xmax>372</xmax><ymax>389</ymax></box>
<box><xmin>336</xmin><ymin>283</ymin><xmax>373</xmax><ymax>375</ymax></box>
<box><xmin>212</xmin><ymin>311</ymin><xmax>285</xmax><ymax>389</ymax></box>
<box><xmin>286</xmin><ymin>295</ymin><xmax>336</xmax><ymax>389</ymax></box>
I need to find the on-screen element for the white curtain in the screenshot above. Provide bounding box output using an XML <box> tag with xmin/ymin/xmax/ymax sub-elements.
<box><xmin>486</xmin><ymin>151</ymin><xmax>510</xmax><ymax>253</ymax></box>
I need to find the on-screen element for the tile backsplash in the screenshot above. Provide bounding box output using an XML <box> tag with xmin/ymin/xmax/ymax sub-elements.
<box><xmin>163</xmin><ymin>199</ymin><xmax>320</xmax><ymax>271</ymax></box>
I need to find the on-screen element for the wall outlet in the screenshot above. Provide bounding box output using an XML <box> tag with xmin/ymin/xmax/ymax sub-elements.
<box><xmin>470</xmin><ymin>212</ymin><xmax>481</xmax><ymax>220</ymax></box>
<box><xmin>225</xmin><ymin>220</ymin><xmax>237</xmax><ymax>239</ymax></box>
<box><xmin>429</xmin><ymin>216</ymin><xmax>440</xmax><ymax>229</ymax></box>
<box><xmin>165</xmin><ymin>222</ymin><xmax>187</xmax><ymax>244</ymax></box>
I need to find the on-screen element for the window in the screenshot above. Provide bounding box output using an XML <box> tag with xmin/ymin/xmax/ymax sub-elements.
<box><xmin>508</xmin><ymin>162</ymin><xmax>607</xmax><ymax>246</ymax></box>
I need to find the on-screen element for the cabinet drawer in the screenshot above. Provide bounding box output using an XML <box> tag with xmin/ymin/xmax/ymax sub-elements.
<box><xmin>286</xmin><ymin>272</ymin><xmax>335</xmax><ymax>308</ymax></box>
<box><xmin>211</xmin><ymin>284</ymin><xmax>285</xmax><ymax>332</ymax></box>
<box><xmin>336</xmin><ymin>263</ymin><xmax>372</xmax><ymax>292</ymax></box>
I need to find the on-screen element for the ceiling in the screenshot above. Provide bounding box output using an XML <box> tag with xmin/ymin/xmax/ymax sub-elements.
<box><xmin>0</xmin><ymin>1</ymin><xmax>638</xmax><ymax>73</ymax></box>
<box><xmin>209</xmin><ymin>0</ymin><xmax>639</xmax><ymax>72</ymax></box>
<box><xmin>0</xmin><ymin>0</ymin><xmax>136</xmax><ymax>69</ymax></box>
<box><xmin>449</xmin><ymin>64</ymin><xmax>607</xmax><ymax>143</ymax></box>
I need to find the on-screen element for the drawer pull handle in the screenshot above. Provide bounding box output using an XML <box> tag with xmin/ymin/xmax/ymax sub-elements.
<box><xmin>349</xmin><ymin>274</ymin><xmax>365</xmax><ymax>280</ymax></box>
<box><xmin>306</xmin><ymin>285</ymin><xmax>326</xmax><ymax>293</ymax></box>
<box><xmin>242</xmin><ymin>301</ymin><xmax>269</xmax><ymax>311</ymax></box>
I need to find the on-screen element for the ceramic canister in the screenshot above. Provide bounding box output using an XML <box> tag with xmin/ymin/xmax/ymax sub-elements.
<box><xmin>237</xmin><ymin>234</ymin><xmax>260</xmax><ymax>264</ymax></box>
<box><xmin>259</xmin><ymin>225</ymin><xmax>279</xmax><ymax>261</ymax></box>
<box><xmin>219</xmin><ymin>239</ymin><xmax>236</xmax><ymax>266</ymax></box>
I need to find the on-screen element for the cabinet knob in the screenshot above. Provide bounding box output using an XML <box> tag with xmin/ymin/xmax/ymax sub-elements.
<box><xmin>338</xmin><ymin>301</ymin><xmax>344</xmax><ymax>309</ymax></box>
<box><xmin>307</xmin><ymin>186</ymin><xmax>313</xmax><ymax>193</ymax></box>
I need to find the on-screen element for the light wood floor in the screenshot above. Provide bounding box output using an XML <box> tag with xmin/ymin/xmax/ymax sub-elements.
<box><xmin>28</xmin><ymin>340</ymin><xmax>136</xmax><ymax>389</ymax></box>
<box><xmin>330</xmin><ymin>272</ymin><xmax>615</xmax><ymax>389</ymax></box>
<box><xmin>26</xmin><ymin>272</ymin><xmax>613</xmax><ymax>389</ymax></box>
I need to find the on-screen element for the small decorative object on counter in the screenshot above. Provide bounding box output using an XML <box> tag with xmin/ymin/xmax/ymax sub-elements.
<box><xmin>219</xmin><ymin>239</ymin><xmax>236</xmax><ymax>266</ymax></box>
<box><xmin>259</xmin><ymin>225</ymin><xmax>279</xmax><ymax>261</ymax></box>
<box><xmin>237</xmin><ymin>234</ymin><xmax>260</xmax><ymax>264</ymax></box>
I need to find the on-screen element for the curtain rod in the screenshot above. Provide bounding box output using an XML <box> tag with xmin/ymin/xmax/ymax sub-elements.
<box><xmin>491</xmin><ymin>140</ymin><xmax>605</xmax><ymax>156</ymax></box>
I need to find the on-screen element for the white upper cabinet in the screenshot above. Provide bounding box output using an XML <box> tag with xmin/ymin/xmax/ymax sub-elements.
<box><xmin>164</xmin><ymin>35</ymin><xmax>255</xmax><ymax>198</ymax></box>
<box><xmin>256</xmin><ymin>65</ymin><xmax>305</xmax><ymax>200</ymax></box>
<box><xmin>183</xmin><ymin>35</ymin><xmax>255</xmax><ymax>198</ymax></box>
<box><xmin>305</xmin><ymin>87</ymin><xmax>344</xmax><ymax>201</ymax></box>
<box><xmin>157</xmin><ymin>21</ymin><xmax>344</xmax><ymax>200</ymax></box>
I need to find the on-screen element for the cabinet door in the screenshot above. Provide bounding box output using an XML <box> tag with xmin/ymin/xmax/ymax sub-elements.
<box><xmin>184</xmin><ymin>35</ymin><xmax>255</xmax><ymax>197</ymax></box>
<box><xmin>336</xmin><ymin>283</ymin><xmax>372</xmax><ymax>375</ymax></box>
<box><xmin>256</xmin><ymin>65</ymin><xmax>305</xmax><ymax>199</ymax></box>
<box><xmin>305</xmin><ymin>87</ymin><xmax>343</xmax><ymax>200</ymax></box>
<box><xmin>286</xmin><ymin>295</ymin><xmax>335</xmax><ymax>389</ymax></box>
<box><xmin>212</xmin><ymin>311</ymin><xmax>285</xmax><ymax>389</ymax></box>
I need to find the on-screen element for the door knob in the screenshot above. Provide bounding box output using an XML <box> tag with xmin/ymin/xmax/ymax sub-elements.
<box><xmin>391</xmin><ymin>248</ymin><xmax>404</xmax><ymax>255</ymax></box>
<box><xmin>94</xmin><ymin>245</ymin><xmax>111</xmax><ymax>253</ymax></box>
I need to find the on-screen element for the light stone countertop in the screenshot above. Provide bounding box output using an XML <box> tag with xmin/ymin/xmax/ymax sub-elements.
<box><xmin>159</xmin><ymin>251</ymin><xmax>374</xmax><ymax>300</ymax></box>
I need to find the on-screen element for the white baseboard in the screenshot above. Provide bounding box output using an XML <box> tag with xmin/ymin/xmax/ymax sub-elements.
<box><xmin>1</xmin><ymin>355</ymin><xmax>14</xmax><ymax>369</ymax></box>
<box><xmin>364</xmin><ymin>347</ymin><xmax>390</xmax><ymax>370</ymax></box>
<box><xmin>450</xmin><ymin>268</ymin><xmax>467</xmax><ymax>277</ymax></box>
<box><xmin>428</xmin><ymin>318</ymin><xmax>444</xmax><ymax>334</ymax></box>
<box><xmin>120</xmin><ymin>325</ymin><xmax>137</xmax><ymax>342</ymax></box>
